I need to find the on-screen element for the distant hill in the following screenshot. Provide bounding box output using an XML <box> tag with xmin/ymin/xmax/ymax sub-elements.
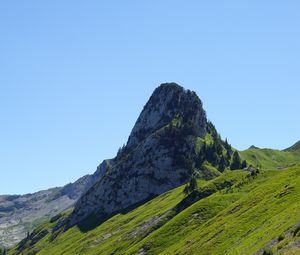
<box><xmin>284</xmin><ymin>140</ymin><xmax>300</xmax><ymax>152</ymax></box>
<box><xmin>240</xmin><ymin>147</ymin><xmax>300</xmax><ymax>169</ymax></box>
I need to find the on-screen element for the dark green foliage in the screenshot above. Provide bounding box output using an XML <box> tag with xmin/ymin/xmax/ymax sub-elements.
<box><xmin>195</xmin><ymin>142</ymin><xmax>219</xmax><ymax>170</ymax></box>
<box><xmin>230</xmin><ymin>151</ymin><xmax>243</xmax><ymax>170</ymax></box>
<box><xmin>241</xmin><ymin>160</ymin><xmax>247</xmax><ymax>169</ymax></box>
<box><xmin>116</xmin><ymin>144</ymin><xmax>126</xmax><ymax>157</ymax></box>
<box><xmin>157</xmin><ymin>119</ymin><xmax>198</xmax><ymax>175</ymax></box>
<box><xmin>195</xmin><ymin>123</ymin><xmax>234</xmax><ymax>172</ymax></box>
<box><xmin>158</xmin><ymin>124</ymin><xmax>184</xmax><ymax>149</ymax></box>
<box><xmin>182</xmin><ymin>121</ymin><xmax>198</xmax><ymax>136</ymax></box>
<box><xmin>116</xmin><ymin>144</ymin><xmax>132</xmax><ymax>161</ymax></box>
<box><xmin>218</xmin><ymin>155</ymin><xmax>227</xmax><ymax>172</ymax></box>
<box><xmin>223</xmin><ymin>138</ymin><xmax>233</xmax><ymax>155</ymax></box>
<box><xmin>262</xmin><ymin>248</ymin><xmax>273</xmax><ymax>255</ymax></box>
<box><xmin>189</xmin><ymin>177</ymin><xmax>198</xmax><ymax>191</ymax></box>
<box><xmin>195</xmin><ymin>142</ymin><xmax>206</xmax><ymax>168</ymax></box>
<box><xmin>226</xmin><ymin>150</ymin><xmax>231</xmax><ymax>162</ymax></box>
<box><xmin>184</xmin><ymin>176</ymin><xmax>198</xmax><ymax>194</ymax></box>
<box><xmin>206</xmin><ymin>121</ymin><xmax>218</xmax><ymax>139</ymax></box>
<box><xmin>278</xmin><ymin>234</ymin><xmax>284</xmax><ymax>241</ymax></box>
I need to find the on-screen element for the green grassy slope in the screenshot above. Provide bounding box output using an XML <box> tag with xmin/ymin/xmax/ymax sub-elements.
<box><xmin>284</xmin><ymin>140</ymin><xmax>300</xmax><ymax>152</ymax></box>
<box><xmin>129</xmin><ymin>166</ymin><xmax>300</xmax><ymax>255</ymax></box>
<box><xmin>9</xmin><ymin>171</ymin><xmax>245</xmax><ymax>255</ymax></box>
<box><xmin>240</xmin><ymin>147</ymin><xmax>300</xmax><ymax>169</ymax></box>
<box><xmin>10</xmin><ymin>163</ymin><xmax>300</xmax><ymax>255</ymax></box>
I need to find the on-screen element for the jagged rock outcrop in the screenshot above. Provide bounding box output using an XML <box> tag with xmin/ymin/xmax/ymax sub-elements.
<box><xmin>69</xmin><ymin>83</ymin><xmax>207</xmax><ymax>226</ymax></box>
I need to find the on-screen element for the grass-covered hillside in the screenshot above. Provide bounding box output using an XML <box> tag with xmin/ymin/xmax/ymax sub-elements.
<box><xmin>10</xmin><ymin>160</ymin><xmax>300</xmax><ymax>255</ymax></box>
<box><xmin>285</xmin><ymin>141</ymin><xmax>300</xmax><ymax>153</ymax></box>
<box><xmin>240</xmin><ymin>144</ymin><xmax>300</xmax><ymax>170</ymax></box>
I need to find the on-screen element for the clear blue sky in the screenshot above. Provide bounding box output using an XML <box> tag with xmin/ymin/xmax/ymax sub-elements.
<box><xmin>1</xmin><ymin>1</ymin><xmax>299</xmax><ymax>195</ymax></box>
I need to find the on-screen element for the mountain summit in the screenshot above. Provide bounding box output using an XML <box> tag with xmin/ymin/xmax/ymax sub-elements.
<box><xmin>126</xmin><ymin>83</ymin><xmax>207</xmax><ymax>149</ymax></box>
<box><xmin>69</xmin><ymin>83</ymin><xmax>207</xmax><ymax>226</ymax></box>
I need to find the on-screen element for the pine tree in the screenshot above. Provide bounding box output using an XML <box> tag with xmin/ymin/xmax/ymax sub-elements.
<box><xmin>184</xmin><ymin>175</ymin><xmax>198</xmax><ymax>194</ymax></box>
<box><xmin>224</xmin><ymin>138</ymin><xmax>233</xmax><ymax>156</ymax></box>
<box><xmin>241</xmin><ymin>160</ymin><xmax>247</xmax><ymax>169</ymax></box>
<box><xmin>189</xmin><ymin>176</ymin><xmax>198</xmax><ymax>191</ymax></box>
<box><xmin>219</xmin><ymin>155</ymin><xmax>227</xmax><ymax>172</ymax></box>
<box><xmin>230</xmin><ymin>151</ymin><xmax>242</xmax><ymax>170</ymax></box>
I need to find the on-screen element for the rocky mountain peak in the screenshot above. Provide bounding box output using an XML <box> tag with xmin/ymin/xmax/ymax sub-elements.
<box><xmin>68</xmin><ymin>83</ymin><xmax>207</xmax><ymax>226</ymax></box>
<box><xmin>127</xmin><ymin>83</ymin><xmax>206</xmax><ymax>149</ymax></box>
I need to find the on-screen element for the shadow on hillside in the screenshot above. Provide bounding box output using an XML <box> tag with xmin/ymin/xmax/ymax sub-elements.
<box><xmin>76</xmin><ymin>175</ymin><xmax>242</xmax><ymax>233</ymax></box>
<box><xmin>77</xmin><ymin>194</ymin><xmax>158</xmax><ymax>233</ymax></box>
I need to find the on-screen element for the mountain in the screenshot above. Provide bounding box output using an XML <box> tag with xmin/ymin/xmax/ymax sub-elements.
<box><xmin>0</xmin><ymin>160</ymin><xmax>109</xmax><ymax>248</ymax></box>
<box><xmin>4</xmin><ymin>83</ymin><xmax>300</xmax><ymax>255</ymax></box>
<box><xmin>2</xmin><ymin>83</ymin><xmax>226</xmax><ymax>248</ymax></box>
<box><xmin>68</xmin><ymin>83</ymin><xmax>208</xmax><ymax>226</ymax></box>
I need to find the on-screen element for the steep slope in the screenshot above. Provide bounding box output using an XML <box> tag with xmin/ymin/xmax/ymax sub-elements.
<box><xmin>0</xmin><ymin>160</ymin><xmax>109</xmax><ymax>248</ymax></box>
<box><xmin>126</xmin><ymin>165</ymin><xmax>300</xmax><ymax>255</ymax></box>
<box><xmin>68</xmin><ymin>83</ymin><xmax>208</xmax><ymax>226</ymax></box>
<box><xmin>10</xmin><ymin>165</ymin><xmax>300</xmax><ymax>255</ymax></box>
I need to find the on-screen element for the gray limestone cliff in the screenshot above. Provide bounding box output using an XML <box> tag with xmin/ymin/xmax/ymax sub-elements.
<box><xmin>69</xmin><ymin>83</ymin><xmax>207</xmax><ymax>226</ymax></box>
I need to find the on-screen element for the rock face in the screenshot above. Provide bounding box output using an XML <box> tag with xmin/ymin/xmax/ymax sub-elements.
<box><xmin>126</xmin><ymin>83</ymin><xmax>206</xmax><ymax>149</ymax></box>
<box><xmin>1</xmin><ymin>83</ymin><xmax>208</xmax><ymax>246</ymax></box>
<box><xmin>0</xmin><ymin>164</ymin><xmax>107</xmax><ymax>248</ymax></box>
<box><xmin>0</xmin><ymin>188</ymin><xmax>75</xmax><ymax>248</ymax></box>
<box><xmin>69</xmin><ymin>83</ymin><xmax>207</xmax><ymax>226</ymax></box>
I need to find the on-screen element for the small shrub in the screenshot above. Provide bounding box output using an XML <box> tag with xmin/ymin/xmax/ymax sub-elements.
<box><xmin>278</xmin><ymin>234</ymin><xmax>284</xmax><ymax>241</ymax></box>
<box><xmin>262</xmin><ymin>248</ymin><xmax>273</xmax><ymax>255</ymax></box>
